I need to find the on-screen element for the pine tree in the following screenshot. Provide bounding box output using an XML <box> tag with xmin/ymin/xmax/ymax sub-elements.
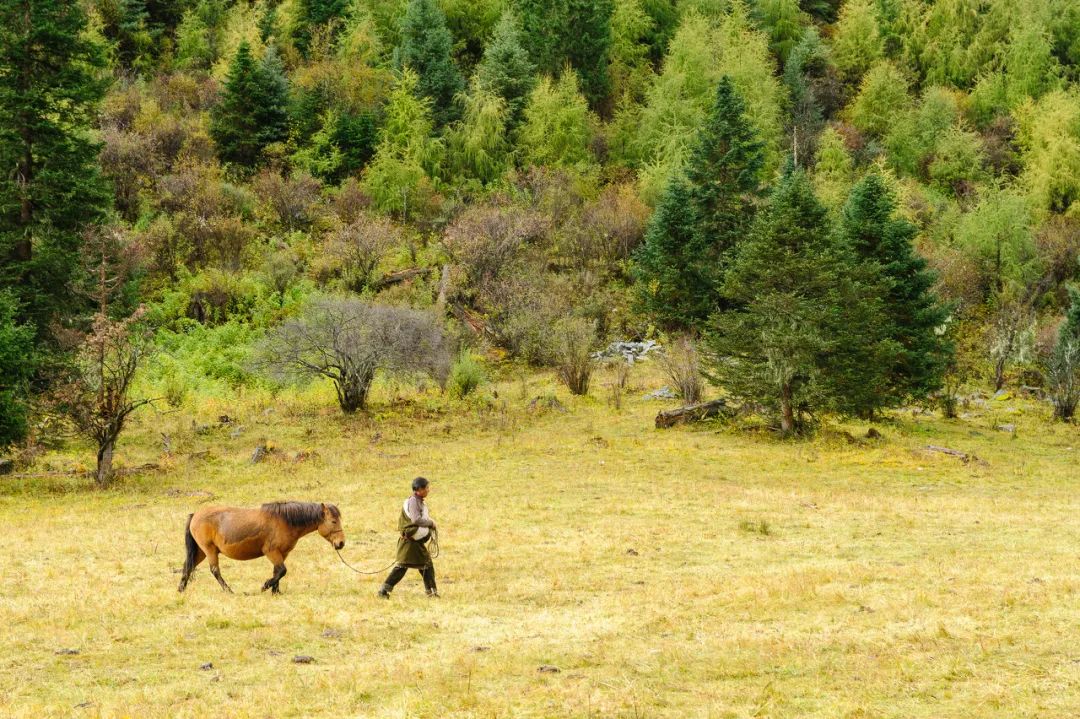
<box><xmin>510</xmin><ymin>0</ymin><xmax>613</xmax><ymax>109</ymax></box>
<box><xmin>448</xmin><ymin>82</ymin><xmax>511</xmax><ymax>186</ymax></box>
<box><xmin>836</xmin><ymin>173</ymin><xmax>950</xmax><ymax>414</ymax></box>
<box><xmin>210</xmin><ymin>42</ymin><xmax>290</xmax><ymax>169</ymax></box>
<box><xmin>0</xmin><ymin>0</ymin><xmax>110</xmax><ymax>338</ymax></box>
<box><xmin>706</xmin><ymin>167</ymin><xmax>885</xmax><ymax>434</ymax></box>
<box><xmin>0</xmin><ymin>291</ymin><xmax>35</xmax><ymax>447</ymax></box>
<box><xmin>632</xmin><ymin>178</ymin><xmax>712</xmax><ymax>331</ymax></box>
<box><xmin>756</xmin><ymin>0</ymin><xmax>806</xmax><ymax>66</ymax></box>
<box><xmin>295</xmin><ymin>0</ymin><xmax>352</xmax><ymax>53</ymax></box>
<box><xmin>684</xmin><ymin>77</ymin><xmax>766</xmax><ymax>282</ymax></box>
<box><xmin>398</xmin><ymin>0</ymin><xmax>464</xmax><ymax>127</ymax></box>
<box><xmin>475</xmin><ymin>10</ymin><xmax>536</xmax><ymax>127</ymax></box>
<box><xmin>831</xmin><ymin>0</ymin><xmax>882</xmax><ymax>80</ymax></box>
<box><xmin>633</xmin><ymin>77</ymin><xmax>765</xmax><ymax>331</ymax></box>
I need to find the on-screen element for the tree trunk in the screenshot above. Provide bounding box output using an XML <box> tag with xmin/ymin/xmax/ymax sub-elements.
<box><xmin>655</xmin><ymin>399</ymin><xmax>731</xmax><ymax>429</ymax></box>
<box><xmin>96</xmin><ymin>439</ymin><xmax>115</xmax><ymax>487</ymax></box>
<box><xmin>780</xmin><ymin>382</ymin><xmax>795</xmax><ymax>435</ymax></box>
<box><xmin>994</xmin><ymin>357</ymin><xmax>1006</xmax><ymax>391</ymax></box>
<box><xmin>335</xmin><ymin>370</ymin><xmax>373</xmax><ymax>413</ymax></box>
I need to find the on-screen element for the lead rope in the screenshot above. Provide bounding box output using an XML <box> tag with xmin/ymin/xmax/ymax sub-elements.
<box><xmin>334</xmin><ymin>527</ymin><xmax>439</xmax><ymax>575</ymax></box>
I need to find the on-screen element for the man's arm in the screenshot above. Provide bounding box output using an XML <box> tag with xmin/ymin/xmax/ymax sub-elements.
<box><xmin>405</xmin><ymin>496</ymin><xmax>434</xmax><ymax>528</ymax></box>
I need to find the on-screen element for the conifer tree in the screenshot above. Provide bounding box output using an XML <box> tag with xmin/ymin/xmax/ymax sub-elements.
<box><xmin>518</xmin><ymin>73</ymin><xmax>595</xmax><ymax>169</ymax></box>
<box><xmin>837</xmin><ymin>173</ymin><xmax>951</xmax><ymax>413</ymax></box>
<box><xmin>684</xmin><ymin>77</ymin><xmax>766</xmax><ymax>280</ymax></box>
<box><xmin>398</xmin><ymin>0</ymin><xmax>464</xmax><ymax>127</ymax></box>
<box><xmin>706</xmin><ymin>168</ymin><xmax>885</xmax><ymax>434</ymax></box>
<box><xmin>295</xmin><ymin>0</ymin><xmax>352</xmax><ymax>52</ymax></box>
<box><xmin>0</xmin><ymin>0</ymin><xmax>110</xmax><ymax>338</ymax></box>
<box><xmin>756</xmin><ymin>0</ymin><xmax>806</xmax><ymax>66</ymax></box>
<box><xmin>1046</xmin><ymin>286</ymin><xmax>1080</xmax><ymax>420</ymax></box>
<box><xmin>475</xmin><ymin>10</ymin><xmax>536</xmax><ymax>127</ymax></box>
<box><xmin>632</xmin><ymin>178</ymin><xmax>711</xmax><ymax>331</ymax></box>
<box><xmin>210</xmin><ymin>42</ymin><xmax>290</xmax><ymax>169</ymax></box>
<box><xmin>0</xmin><ymin>292</ymin><xmax>35</xmax><ymax>447</ymax></box>
<box><xmin>633</xmin><ymin>77</ymin><xmax>764</xmax><ymax>330</ymax></box>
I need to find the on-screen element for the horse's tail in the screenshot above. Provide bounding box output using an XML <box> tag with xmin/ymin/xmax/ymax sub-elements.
<box><xmin>182</xmin><ymin>513</ymin><xmax>198</xmax><ymax>577</ymax></box>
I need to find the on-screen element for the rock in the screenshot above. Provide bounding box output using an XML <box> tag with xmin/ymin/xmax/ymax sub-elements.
<box><xmin>74</xmin><ymin>702</ymin><xmax>94</xmax><ymax>709</ymax></box>
<box><xmin>55</xmin><ymin>648</ymin><xmax>79</xmax><ymax>655</ymax></box>
<box><xmin>993</xmin><ymin>389</ymin><xmax>1011</xmax><ymax>401</ymax></box>
<box><xmin>865</xmin><ymin>428</ymin><xmax>883</xmax><ymax>440</ymax></box>
<box><xmin>527</xmin><ymin>395</ymin><xmax>566</xmax><ymax>413</ymax></box>
<box><xmin>996</xmin><ymin>423</ymin><xmax>1017</xmax><ymax>433</ymax></box>
<box><xmin>472</xmin><ymin>645</ymin><xmax>491</xmax><ymax>652</ymax></box>
<box><xmin>199</xmin><ymin>662</ymin><xmax>213</xmax><ymax>671</ymax></box>
<box><xmin>591</xmin><ymin>340</ymin><xmax>662</xmax><ymax>365</ymax></box>
<box><xmin>0</xmin><ymin>458</ymin><xmax>13</xmax><ymax>475</ymax></box>
<box><xmin>321</xmin><ymin>628</ymin><xmax>343</xmax><ymax>639</ymax></box>
<box><xmin>218</xmin><ymin>415</ymin><xmax>233</xmax><ymax>424</ymax></box>
<box><xmin>625</xmin><ymin>548</ymin><xmax>639</xmax><ymax>556</ymax></box>
<box><xmin>537</xmin><ymin>665</ymin><xmax>561</xmax><ymax>673</ymax></box>
<box><xmin>642</xmin><ymin>387</ymin><xmax>677</xmax><ymax>401</ymax></box>
<box><xmin>251</xmin><ymin>441</ymin><xmax>269</xmax><ymax>464</ymax></box>
<box><xmin>292</xmin><ymin>655</ymin><xmax>315</xmax><ymax>664</ymax></box>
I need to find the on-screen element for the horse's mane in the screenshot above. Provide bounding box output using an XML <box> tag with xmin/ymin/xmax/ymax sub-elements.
<box><xmin>261</xmin><ymin>501</ymin><xmax>339</xmax><ymax>527</ymax></box>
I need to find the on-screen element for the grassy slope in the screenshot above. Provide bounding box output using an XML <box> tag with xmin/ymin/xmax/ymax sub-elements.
<box><xmin>1</xmin><ymin>367</ymin><xmax>1079</xmax><ymax>718</ymax></box>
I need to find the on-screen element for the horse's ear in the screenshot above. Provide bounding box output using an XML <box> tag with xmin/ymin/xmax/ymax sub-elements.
<box><xmin>321</xmin><ymin>502</ymin><xmax>327</xmax><ymax>515</ymax></box>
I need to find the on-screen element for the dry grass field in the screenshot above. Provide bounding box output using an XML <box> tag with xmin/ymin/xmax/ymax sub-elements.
<box><xmin>2</xmin><ymin>367</ymin><xmax>1079</xmax><ymax>718</ymax></box>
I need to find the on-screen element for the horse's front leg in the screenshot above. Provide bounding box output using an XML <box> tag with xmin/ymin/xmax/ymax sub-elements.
<box><xmin>262</xmin><ymin>550</ymin><xmax>287</xmax><ymax>594</ymax></box>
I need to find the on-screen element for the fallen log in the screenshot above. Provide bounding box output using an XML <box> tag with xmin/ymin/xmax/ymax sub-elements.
<box><xmin>926</xmin><ymin>445</ymin><xmax>975</xmax><ymax>463</ymax></box>
<box><xmin>655</xmin><ymin>399</ymin><xmax>731</xmax><ymax>429</ymax></box>
<box><xmin>373</xmin><ymin>266</ymin><xmax>432</xmax><ymax>290</ymax></box>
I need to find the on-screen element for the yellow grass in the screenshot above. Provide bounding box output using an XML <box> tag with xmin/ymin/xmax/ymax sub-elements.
<box><xmin>2</xmin><ymin>367</ymin><xmax>1079</xmax><ymax>718</ymax></box>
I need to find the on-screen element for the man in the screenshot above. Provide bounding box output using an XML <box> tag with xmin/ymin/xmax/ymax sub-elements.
<box><xmin>378</xmin><ymin>477</ymin><xmax>438</xmax><ymax>598</ymax></box>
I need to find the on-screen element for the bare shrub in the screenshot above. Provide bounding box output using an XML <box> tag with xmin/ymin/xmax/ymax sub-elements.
<box><xmin>255</xmin><ymin>297</ymin><xmax>451</xmax><ymax>413</ymax></box>
<box><xmin>99</xmin><ymin>126</ymin><xmax>161</xmax><ymax>221</ymax></box>
<box><xmin>661</xmin><ymin>336</ymin><xmax>703</xmax><ymax>404</ymax></box>
<box><xmin>312</xmin><ymin>214</ymin><xmax>400</xmax><ymax>293</ymax></box>
<box><xmin>567</xmin><ymin>183</ymin><xmax>649</xmax><ymax>270</ymax></box>
<box><xmin>442</xmin><ymin>203</ymin><xmax>549</xmax><ymax>301</ymax></box>
<box><xmin>332</xmin><ymin>178</ymin><xmax>373</xmax><ymax>224</ymax></box>
<box><xmin>553</xmin><ymin>317</ymin><xmax>597</xmax><ymax>396</ymax></box>
<box><xmin>253</xmin><ymin>170</ymin><xmax>324</xmax><ymax>231</ymax></box>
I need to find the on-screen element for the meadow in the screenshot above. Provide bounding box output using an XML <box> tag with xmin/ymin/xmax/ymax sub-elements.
<box><xmin>2</xmin><ymin>366</ymin><xmax>1078</xmax><ymax>718</ymax></box>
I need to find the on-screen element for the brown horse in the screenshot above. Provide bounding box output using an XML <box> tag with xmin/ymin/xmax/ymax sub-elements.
<box><xmin>178</xmin><ymin>502</ymin><xmax>345</xmax><ymax>594</ymax></box>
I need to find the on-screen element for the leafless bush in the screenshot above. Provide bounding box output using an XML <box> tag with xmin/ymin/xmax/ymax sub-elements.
<box><xmin>442</xmin><ymin>203</ymin><xmax>549</xmax><ymax>301</ymax></box>
<box><xmin>661</xmin><ymin>336</ymin><xmax>703</xmax><ymax>404</ymax></box>
<box><xmin>253</xmin><ymin>169</ymin><xmax>324</xmax><ymax>231</ymax></box>
<box><xmin>255</xmin><ymin>297</ymin><xmax>451</xmax><ymax>413</ymax></box>
<box><xmin>332</xmin><ymin>178</ymin><xmax>373</xmax><ymax>224</ymax></box>
<box><xmin>567</xmin><ymin>183</ymin><xmax>649</xmax><ymax>270</ymax></box>
<box><xmin>312</xmin><ymin>214</ymin><xmax>400</xmax><ymax>293</ymax></box>
<box><xmin>553</xmin><ymin>317</ymin><xmax>597</xmax><ymax>396</ymax></box>
<box><xmin>100</xmin><ymin>127</ymin><xmax>162</xmax><ymax>222</ymax></box>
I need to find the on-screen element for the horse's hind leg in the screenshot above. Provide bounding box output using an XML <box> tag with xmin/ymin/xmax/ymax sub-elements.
<box><xmin>261</xmin><ymin>550</ymin><xmax>286</xmax><ymax>594</ymax></box>
<box><xmin>206</xmin><ymin>547</ymin><xmax>233</xmax><ymax>594</ymax></box>
<box><xmin>178</xmin><ymin>548</ymin><xmax>205</xmax><ymax>592</ymax></box>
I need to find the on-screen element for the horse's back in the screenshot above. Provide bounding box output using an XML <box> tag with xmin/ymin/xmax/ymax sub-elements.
<box><xmin>190</xmin><ymin>506</ymin><xmax>271</xmax><ymax>560</ymax></box>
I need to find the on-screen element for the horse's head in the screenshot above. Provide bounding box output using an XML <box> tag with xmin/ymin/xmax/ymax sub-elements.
<box><xmin>319</xmin><ymin>503</ymin><xmax>346</xmax><ymax>550</ymax></box>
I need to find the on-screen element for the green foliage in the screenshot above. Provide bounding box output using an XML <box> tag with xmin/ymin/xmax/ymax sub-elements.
<box><xmin>448</xmin><ymin>349</ymin><xmax>487</xmax><ymax>397</ymax></box>
<box><xmin>926</xmin><ymin>126</ymin><xmax>988</xmax><ymax>197</ymax></box>
<box><xmin>812</xmin><ymin>125</ymin><xmax>853</xmax><ymax>210</ymax></box>
<box><xmin>0</xmin><ymin>292</ymin><xmax>36</xmax><ymax>446</ymax></box>
<box><xmin>953</xmin><ymin>188</ymin><xmax>1039</xmax><ymax>298</ymax></box>
<box><xmin>511</xmin><ymin>0</ymin><xmax>613</xmax><ymax>108</ymax></box>
<box><xmin>474</xmin><ymin>11</ymin><xmax>536</xmax><ymax>127</ymax></box>
<box><xmin>848</xmin><ymin>60</ymin><xmax>910</xmax><ymax>137</ymax></box>
<box><xmin>706</xmin><ymin>168</ymin><xmax>886</xmax><ymax>433</ymax></box>
<box><xmin>884</xmin><ymin>86</ymin><xmax>961</xmax><ymax>178</ymax></box>
<box><xmin>609</xmin><ymin>0</ymin><xmax>655</xmax><ymax>100</ymax></box>
<box><xmin>830</xmin><ymin>0</ymin><xmax>881</xmax><ymax>80</ymax></box>
<box><xmin>518</xmin><ymin>73</ymin><xmax>595</xmax><ymax>170</ymax></box>
<box><xmin>1047</xmin><ymin>285</ymin><xmax>1080</xmax><ymax>420</ymax></box>
<box><xmin>0</xmin><ymin>0</ymin><xmax>111</xmax><ymax>339</ymax></box>
<box><xmin>295</xmin><ymin>0</ymin><xmax>351</xmax><ymax>52</ymax></box>
<box><xmin>838</xmin><ymin>173</ymin><xmax>951</xmax><ymax>411</ymax></box>
<box><xmin>756</xmin><ymin>0</ymin><xmax>807</xmax><ymax>66</ymax></box>
<box><xmin>398</xmin><ymin>0</ymin><xmax>464</xmax><ymax>126</ymax></box>
<box><xmin>447</xmin><ymin>83</ymin><xmax>512</xmax><ymax>187</ymax></box>
<box><xmin>1016</xmin><ymin>89</ymin><xmax>1080</xmax><ymax>216</ymax></box>
<box><xmin>210</xmin><ymin>42</ymin><xmax>290</xmax><ymax>169</ymax></box>
<box><xmin>362</xmin><ymin>69</ymin><xmax>443</xmax><ymax>215</ymax></box>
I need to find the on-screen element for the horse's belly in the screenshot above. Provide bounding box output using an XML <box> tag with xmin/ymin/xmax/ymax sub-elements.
<box><xmin>220</xmin><ymin>540</ymin><xmax>264</xmax><ymax>561</ymax></box>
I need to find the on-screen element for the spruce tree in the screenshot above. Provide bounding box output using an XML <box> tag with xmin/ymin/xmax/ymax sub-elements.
<box><xmin>633</xmin><ymin>77</ymin><xmax>765</xmax><ymax>331</ymax></box>
<box><xmin>837</xmin><ymin>173</ymin><xmax>951</xmax><ymax>410</ymax></box>
<box><xmin>475</xmin><ymin>10</ymin><xmax>536</xmax><ymax>128</ymax></box>
<box><xmin>632</xmin><ymin>178</ymin><xmax>711</xmax><ymax>331</ymax></box>
<box><xmin>0</xmin><ymin>292</ymin><xmax>35</xmax><ymax>447</ymax></box>
<box><xmin>706</xmin><ymin>168</ymin><xmax>885</xmax><ymax>434</ymax></box>
<box><xmin>0</xmin><ymin>0</ymin><xmax>110</xmax><ymax>338</ymax></box>
<box><xmin>211</xmin><ymin>42</ymin><xmax>290</xmax><ymax>169</ymax></box>
<box><xmin>684</xmin><ymin>77</ymin><xmax>766</xmax><ymax>284</ymax></box>
<box><xmin>295</xmin><ymin>0</ymin><xmax>352</xmax><ymax>53</ymax></box>
<box><xmin>1046</xmin><ymin>286</ymin><xmax>1080</xmax><ymax>421</ymax></box>
<box><xmin>398</xmin><ymin>0</ymin><xmax>464</xmax><ymax>127</ymax></box>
